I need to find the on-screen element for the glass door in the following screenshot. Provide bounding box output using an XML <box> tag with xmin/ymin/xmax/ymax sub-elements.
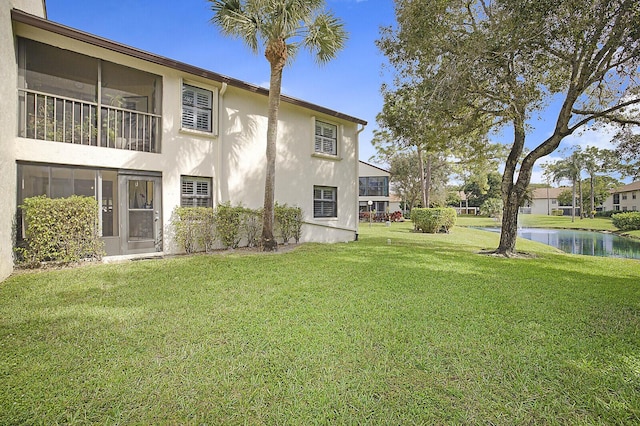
<box><xmin>119</xmin><ymin>175</ymin><xmax>162</xmax><ymax>254</ymax></box>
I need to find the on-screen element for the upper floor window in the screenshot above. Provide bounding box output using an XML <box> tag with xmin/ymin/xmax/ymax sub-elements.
<box><xmin>359</xmin><ymin>176</ymin><xmax>389</xmax><ymax>197</ymax></box>
<box><xmin>315</xmin><ymin>121</ymin><xmax>337</xmax><ymax>156</ymax></box>
<box><xmin>181</xmin><ymin>176</ymin><xmax>212</xmax><ymax>207</ymax></box>
<box><xmin>614</xmin><ymin>194</ymin><xmax>620</xmax><ymax>204</ymax></box>
<box><xmin>182</xmin><ymin>84</ymin><xmax>213</xmax><ymax>133</ymax></box>
<box><xmin>314</xmin><ymin>186</ymin><xmax>337</xmax><ymax>218</ymax></box>
<box><xmin>622</xmin><ymin>194</ymin><xmax>628</xmax><ymax>200</ymax></box>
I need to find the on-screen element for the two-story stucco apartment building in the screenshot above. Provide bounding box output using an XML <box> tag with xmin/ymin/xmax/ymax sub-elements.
<box><xmin>0</xmin><ymin>1</ymin><xmax>366</xmax><ymax>280</ymax></box>
<box><xmin>604</xmin><ymin>181</ymin><xmax>640</xmax><ymax>212</ymax></box>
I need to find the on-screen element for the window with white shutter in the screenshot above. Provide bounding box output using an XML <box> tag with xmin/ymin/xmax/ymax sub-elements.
<box><xmin>181</xmin><ymin>176</ymin><xmax>212</xmax><ymax>207</ymax></box>
<box><xmin>314</xmin><ymin>121</ymin><xmax>337</xmax><ymax>156</ymax></box>
<box><xmin>182</xmin><ymin>84</ymin><xmax>213</xmax><ymax>133</ymax></box>
<box><xmin>313</xmin><ymin>186</ymin><xmax>337</xmax><ymax>218</ymax></box>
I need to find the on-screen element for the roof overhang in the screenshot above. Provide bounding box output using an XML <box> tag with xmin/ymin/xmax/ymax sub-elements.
<box><xmin>11</xmin><ymin>9</ymin><xmax>367</xmax><ymax>126</ymax></box>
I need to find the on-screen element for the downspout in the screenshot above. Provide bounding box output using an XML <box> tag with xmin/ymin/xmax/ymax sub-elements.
<box><xmin>216</xmin><ymin>82</ymin><xmax>227</xmax><ymax>205</ymax></box>
<box><xmin>355</xmin><ymin>124</ymin><xmax>365</xmax><ymax>241</ymax></box>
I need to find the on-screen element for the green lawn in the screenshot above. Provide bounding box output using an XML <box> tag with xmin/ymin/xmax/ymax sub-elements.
<box><xmin>1</xmin><ymin>223</ymin><xmax>639</xmax><ymax>424</ymax></box>
<box><xmin>456</xmin><ymin>214</ymin><xmax>619</xmax><ymax>231</ymax></box>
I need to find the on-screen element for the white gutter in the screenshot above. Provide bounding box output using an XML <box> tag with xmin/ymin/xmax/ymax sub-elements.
<box><xmin>216</xmin><ymin>82</ymin><xmax>227</xmax><ymax>204</ymax></box>
<box><xmin>355</xmin><ymin>124</ymin><xmax>366</xmax><ymax>238</ymax></box>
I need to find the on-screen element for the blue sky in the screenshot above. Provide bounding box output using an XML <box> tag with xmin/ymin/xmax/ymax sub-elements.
<box><xmin>46</xmin><ymin>0</ymin><xmax>625</xmax><ymax>186</ymax></box>
<box><xmin>46</xmin><ymin>0</ymin><xmax>395</xmax><ymax>164</ymax></box>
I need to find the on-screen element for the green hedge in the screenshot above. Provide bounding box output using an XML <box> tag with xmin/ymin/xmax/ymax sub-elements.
<box><xmin>411</xmin><ymin>208</ymin><xmax>457</xmax><ymax>233</ymax></box>
<box><xmin>171</xmin><ymin>202</ymin><xmax>303</xmax><ymax>252</ymax></box>
<box><xmin>275</xmin><ymin>203</ymin><xmax>303</xmax><ymax>244</ymax></box>
<box><xmin>611</xmin><ymin>212</ymin><xmax>640</xmax><ymax>231</ymax></box>
<box><xmin>18</xmin><ymin>195</ymin><xmax>104</xmax><ymax>265</ymax></box>
<box><xmin>241</xmin><ymin>208</ymin><xmax>263</xmax><ymax>248</ymax></box>
<box><xmin>173</xmin><ymin>207</ymin><xmax>216</xmax><ymax>253</ymax></box>
<box><xmin>215</xmin><ymin>202</ymin><xmax>244</xmax><ymax>249</ymax></box>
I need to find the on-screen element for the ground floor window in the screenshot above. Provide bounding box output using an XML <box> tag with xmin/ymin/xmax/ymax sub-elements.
<box><xmin>181</xmin><ymin>176</ymin><xmax>212</xmax><ymax>207</ymax></box>
<box><xmin>359</xmin><ymin>201</ymin><xmax>388</xmax><ymax>214</ymax></box>
<box><xmin>314</xmin><ymin>186</ymin><xmax>337</xmax><ymax>218</ymax></box>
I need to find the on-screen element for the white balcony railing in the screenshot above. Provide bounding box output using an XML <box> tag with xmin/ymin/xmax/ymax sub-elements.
<box><xmin>18</xmin><ymin>89</ymin><xmax>161</xmax><ymax>153</ymax></box>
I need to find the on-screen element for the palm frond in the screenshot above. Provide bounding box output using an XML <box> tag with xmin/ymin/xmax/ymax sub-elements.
<box><xmin>208</xmin><ymin>0</ymin><xmax>260</xmax><ymax>53</ymax></box>
<box><xmin>303</xmin><ymin>13</ymin><xmax>347</xmax><ymax>64</ymax></box>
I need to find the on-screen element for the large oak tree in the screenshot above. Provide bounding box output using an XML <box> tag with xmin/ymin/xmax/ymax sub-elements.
<box><xmin>379</xmin><ymin>0</ymin><xmax>640</xmax><ymax>255</ymax></box>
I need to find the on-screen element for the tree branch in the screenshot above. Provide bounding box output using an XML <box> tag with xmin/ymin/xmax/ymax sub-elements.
<box><xmin>569</xmin><ymin>97</ymin><xmax>640</xmax><ymax>132</ymax></box>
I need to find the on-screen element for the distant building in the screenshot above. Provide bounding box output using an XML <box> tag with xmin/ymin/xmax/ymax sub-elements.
<box><xmin>453</xmin><ymin>191</ymin><xmax>478</xmax><ymax>215</ymax></box>
<box><xmin>604</xmin><ymin>181</ymin><xmax>640</xmax><ymax>212</ymax></box>
<box><xmin>358</xmin><ymin>161</ymin><xmax>390</xmax><ymax>220</ymax></box>
<box><xmin>520</xmin><ymin>187</ymin><xmax>576</xmax><ymax>215</ymax></box>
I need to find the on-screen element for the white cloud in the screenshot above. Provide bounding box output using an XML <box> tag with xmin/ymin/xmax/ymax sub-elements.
<box><xmin>560</xmin><ymin>124</ymin><xmax>619</xmax><ymax>151</ymax></box>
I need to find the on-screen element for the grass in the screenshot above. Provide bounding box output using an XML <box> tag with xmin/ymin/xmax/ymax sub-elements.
<box><xmin>457</xmin><ymin>214</ymin><xmax>620</xmax><ymax>232</ymax></box>
<box><xmin>1</xmin><ymin>223</ymin><xmax>639</xmax><ymax>424</ymax></box>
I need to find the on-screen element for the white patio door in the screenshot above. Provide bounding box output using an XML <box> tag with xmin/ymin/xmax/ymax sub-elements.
<box><xmin>119</xmin><ymin>174</ymin><xmax>162</xmax><ymax>254</ymax></box>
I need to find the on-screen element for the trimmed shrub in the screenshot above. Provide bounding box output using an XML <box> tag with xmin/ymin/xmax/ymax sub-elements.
<box><xmin>595</xmin><ymin>210</ymin><xmax>618</xmax><ymax>218</ymax></box>
<box><xmin>275</xmin><ymin>203</ymin><xmax>303</xmax><ymax>244</ymax></box>
<box><xmin>216</xmin><ymin>202</ymin><xmax>244</xmax><ymax>249</ymax></box>
<box><xmin>172</xmin><ymin>207</ymin><xmax>216</xmax><ymax>253</ymax></box>
<box><xmin>611</xmin><ymin>212</ymin><xmax>640</xmax><ymax>231</ymax></box>
<box><xmin>389</xmin><ymin>211</ymin><xmax>404</xmax><ymax>222</ymax></box>
<box><xmin>241</xmin><ymin>207</ymin><xmax>263</xmax><ymax>248</ymax></box>
<box><xmin>411</xmin><ymin>207</ymin><xmax>457</xmax><ymax>233</ymax></box>
<box><xmin>18</xmin><ymin>195</ymin><xmax>104</xmax><ymax>265</ymax></box>
<box><xmin>291</xmin><ymin>207</ymin><xmax>303</xmax><ymax>244</ymax></box>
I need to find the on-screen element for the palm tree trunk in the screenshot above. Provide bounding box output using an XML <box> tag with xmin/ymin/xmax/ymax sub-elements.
<box><xmin>262</xmin><ymin>42</ymin><xmax>286</xmax><ymax>251</ymax></box>
<box><xmin>571</xmin><ymin>180</ymin><xmax>576</xmax><ymax>222</ymax></box>
<box><xmin>590</xmin><ymin>175</ymin><xmax>595</xmax><ymax>218</ymax></box>
<box><xmin>417</xmin><ymin>148</ymin><xmax>427</xmax><ymax>208</ymax></box>
<box><xmin>578</xmin><ymin>178</ymin><xmax>583</xmax><ymax>219</ymax></box>
<box><xmin>425</xmin><ymin>154</ymin><xmax>432</xmax><ymax>208</ymax></box>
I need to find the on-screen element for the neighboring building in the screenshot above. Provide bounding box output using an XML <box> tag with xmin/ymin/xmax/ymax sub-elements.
<box><xmin>358</xmin><ymin>161</ymin><xmax>389</xmax><ymax>220</ymax></box>
<box><xmin>452</xmin><ymin>191</ymin><xmax>478</xmax><ymax>216</ymax></box>
<box><xmin>389</xmin><ymin>194</ymin><xmax>403</xmax><ymax>215</ymax></box>
<box><xmin>521</xmin><ymin>187</ymin><xmax>575</xmax><ymax>215</ymax></box>
<box><xmin>604</xmin><ymin>181</ymin><xmax>640</xmax><ymax>212</ymax></box>
<box><xmin>1</xmin><ymin>3</ymin><xmax>366</xmax><ymax>280</ymax></box>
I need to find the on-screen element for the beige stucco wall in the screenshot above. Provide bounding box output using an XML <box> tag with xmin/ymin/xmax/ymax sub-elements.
<box><xmin>221</xmin><ymin>88</ymin><xmax>359</xmax><ymax>242</ymax></box>
<box><xmin>0</xmin><ymin>1</ymin><xmax>46</xmax><ymax>281</ymax></box>
<box><xmin>7</xmin><ymin>15</ymin><xmax>360</xmax><ymax>271</ymax></box>
<box><xmin>604</xmin><ymin>189</ymin><xmax>640</xmax><ymax>212</ymax></box>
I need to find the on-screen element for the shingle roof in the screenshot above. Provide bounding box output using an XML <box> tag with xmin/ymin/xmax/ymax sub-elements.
<box><xmin>531</xmin><ymin>187</ymin><xmax>571</xmax><ymax>199</ymax></box>
<box><xmin>611</xmin><ymin>181</ymin><xmax>640</xmax><ymax>193</ymax></box>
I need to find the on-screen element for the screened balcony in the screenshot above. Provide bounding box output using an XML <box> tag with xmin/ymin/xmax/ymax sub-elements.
<box><xmin>17</xmin><ymin>38</ymin><xmax>162</xmax><ymax>153</ymax></box>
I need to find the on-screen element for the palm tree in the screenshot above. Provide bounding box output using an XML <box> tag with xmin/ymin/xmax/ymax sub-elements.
<box><xmin>209</xmin><ymin>0</ymin><xmax>347</xmax><ymax>251</ymax></box>
<box><xmin>543</xmin><ymin>150</ymin><xmax>583</xmax><ymax>222</ymax></box>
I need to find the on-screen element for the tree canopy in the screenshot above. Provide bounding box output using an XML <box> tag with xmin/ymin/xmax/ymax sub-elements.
<box><xmin>378</xmin><ymin>0</ymin><xmax>640</xmax><ymax>255</ymax></box>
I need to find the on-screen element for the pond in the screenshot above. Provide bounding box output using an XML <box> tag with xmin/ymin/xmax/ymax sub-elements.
<box><xmin>478</xmin><ymin>228</ymin><xmax>640</xmax><ymax>260</ymax></box>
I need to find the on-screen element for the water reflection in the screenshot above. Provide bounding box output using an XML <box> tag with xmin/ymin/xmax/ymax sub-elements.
<box><xmin>479</xmin><ymin>228</ymin><xmax>640</xmax><ymax>259</ymax></box>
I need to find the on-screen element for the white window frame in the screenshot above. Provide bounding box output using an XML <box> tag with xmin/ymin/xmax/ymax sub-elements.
<box><xmin>314</xmin><ymin>119</ymin><xmax>339</xmax><ymax>157</ymax></box>
<box><xmin>181</xmin><ymin>81</ymin><xmax>218</xmax><ymax>135</ymax></box>
<box><xmin>313</xmin><ymin>186</ymin><xmax>337</xmax><ymax>218</ymax></box>
<box><xmin>181</xmin><ymin>176</ymin><xmax>212</xmax><ymax>207</ymax></box>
